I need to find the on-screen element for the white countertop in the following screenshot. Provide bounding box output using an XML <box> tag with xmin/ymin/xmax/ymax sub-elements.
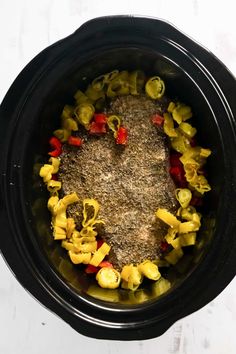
<box><xmin>1</xmin><ymin>1</ymin><xmax>236</xmax><ymax>353</ymax></box>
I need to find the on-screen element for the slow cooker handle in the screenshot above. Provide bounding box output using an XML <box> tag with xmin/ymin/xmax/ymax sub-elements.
<box><xmin>73</xmin><ymin>15</ymin><xmax>177</xmax><ymax>42</ymax></box>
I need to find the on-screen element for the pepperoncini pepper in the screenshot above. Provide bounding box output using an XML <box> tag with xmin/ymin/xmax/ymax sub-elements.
<box><xmin>163</xmin><ymin>113</ymin><xmax>178</xmax><ymax>138</ymax></box>
<box><xmin>74</xmin><ymin>103</ymin><xmax>95</xmax><ymax>129</ymax></box>
<box><xmin>138</xmin><ymin>260</ymin><xmax>161</xmax><ymax>281</ymax></box>
<box><xmin>96</xmin><ymin>267</ymin><xmax>121</xmax><ymax>289</ymax></box>
<box><xmin>89</xmin><ymin>242</ymin><xmax>111</xmax><ymax>267</ymax></box>
<box><xmin>145</xmin><ymin>76</ymin><xmax>165</xmax><ymax>99</ymax></box>
<box><xmin>175</xmin><ymin>188</ymin><xmax>192</xmax><ymax>208</ymax></box>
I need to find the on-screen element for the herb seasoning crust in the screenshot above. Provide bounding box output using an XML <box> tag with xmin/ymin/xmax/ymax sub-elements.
<box><xmin>58</xmin><ymin>95</ymin><xmax>177</xmax><ymax>269</ymax></box>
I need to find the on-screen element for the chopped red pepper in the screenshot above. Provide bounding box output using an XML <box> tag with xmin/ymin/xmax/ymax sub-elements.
<box><xmin>98</xmin><ymin>261</ymin><xmax>113</xmax><ymax>268</ymax></box>
<box><xmin>190</xmin><ymin>196</ymin><xmax>203</xmax><ymax>207</ymax></box>
<box><xmin>85</xmin><ymin>264</ymin><xmax>99</xmax><ymax>274</ymax></box>
<box><xmin>169</xmin><ymin>153</ymin><xmax>182</xmax><ymax>167</ymax></box>
<box><xmin>169</xmin><ymin>166</ymin><xmax>188</xmax><ymax>188</ymax></box>
<box><xmin>89</xmin><ymin>121</ymin><xmax>107</xmax><ymax>135</ymax></box>
<box><xmin>151</xmin><ymin>114</ymin><xmax>164</xmax><ymax>126</ymax></box>
<box><xmin>68</xmin><ymin>136</ymin><xmax>83</xmax><ymax>146</ymax></box>
<box><xmin>97</xmin><ymin>239</ymin><xmax>104</xmax><ymax>249</ymax></box>
<box><xmin>94</xmin><ymin>113</ymin><xmax>107</xmax><ymax>124</ymax></box>
<box><xmin>51</xmin><ymin>174</ymin><xmax>58</xmax><ymax>181</ymax></box>
<box><xmin>160</xmin><ymin>241</ymin><xmax>169</xmax><ymax>252</ymax></box>
<box><xmin>116</xmin><ymin>126</ymin><xmax>128</xmax><ymax>145</ymax></box>
<box><xmin>48</xmin><ymin>136</ymin><xmax>62</xmax><ymax>157</ymax></box>
<box><xmin>169</xmin><ymin>153</ymin><xmax>188</xmax><ymax>187</ymax></box>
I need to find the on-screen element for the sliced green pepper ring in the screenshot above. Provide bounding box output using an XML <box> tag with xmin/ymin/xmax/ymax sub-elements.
<box><xmin>96</xmin><ymin>267</ymin><xmax>121</xmax><ymax>289</ymax></box>
<box><xmin>104</xmin><ymin>70</ymin><xmax>119</xmax><ymax>83</ymax></box>
<box><xmin>92</xmin><ymin>70</ymin><xmax>119</xmax><ymax>91</ymax></box>
<box><xmin>129</xmin><ymin>70</ymin><xmax>145</xmax><ymax>95</ymax></box>
<box><xmin>74</xmin><ymin>103</ymin><xmax>95</xmax><ymax>129</ymax></box>
<box><xmin>107</xmin><ymin>115</ymin><xmax>121</xmax><ymax>137</ymax></box>
<box><xmin>145</xmin><ymin>76</ymin><xmax>165</xmax><ymax>99</ymax></box>
<box><xmin>107</xmin><ymin>71</ymin><xmax>130</xmax><ymax>97</ymax></box>
<box><xmin>91</xmin><ymin>75</ymin><xmax>106</xmax><ymax>91</ymax></box>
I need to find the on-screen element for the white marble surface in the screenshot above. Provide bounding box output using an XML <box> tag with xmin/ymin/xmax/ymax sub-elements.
<box><xmin>0</xmin><ymin>1</ymin><xmax>236</xmax><ymax>353</ymax></box>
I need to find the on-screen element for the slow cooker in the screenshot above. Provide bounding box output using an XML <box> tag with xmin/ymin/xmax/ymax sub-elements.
<box><xmin>0</xmin><ymin>16</ymin><xmax>236</xmax><ymax>340</ymax></box>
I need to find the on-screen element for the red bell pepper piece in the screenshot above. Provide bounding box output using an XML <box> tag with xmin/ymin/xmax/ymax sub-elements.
<box><xmin>98</xmin><ymin>261</ymin><xmax>113</xmax><ymax>268</ymax></box>
<box><xmin>160</xmin><ymin>241</ymin><xmax>169</xmax><ymax>252</ymax></box>
<box><xmin>116</xmin><ymin>126</ymin><xmax>128</xmax><ymax>145</ymax></box>
<box><xmin>169</xmin><ymin>153</ymin><xmax>182</xmax><ymax>167</ymax></box>
<box><xmin>169</xmin><ymin>166</ymin><xmax>188</xmax><ymax>188</ymax></box>
<box><xmin>51</xmin><ymin>174</ymin><xmax>58</xmax><ymax>181</ymax></box>
<box><xmin>48</xmin><ymin>136</ymin><xmax>62</xmax><ymax>157</ymax></box>
<box><xmin>89</xmin><ymin>121</ymin><xmax>107</xmax><ymax>135</ymax></box>
<box><xmin>97</xmin><ymin>239</ymin><xmax>104</xmax><ymax>249</ymax></box>
<box><xmin>68</xmin><ymin>136</ymin><xmax>83</xmax><ymax>146</ymax></box>
<box><xmin>151</xmin><ymin>114</ymin><xmax>164</xmax><ymax>126</ymax></box>
<box><xmin>94</xmin><ymin>113</ymin><xmax>107</xmax><ymax>124</ymax></box>
<box><xmin>85</xmin><ymin>264</ymin><xmax>99</xmax><ymax>274</ymax></box>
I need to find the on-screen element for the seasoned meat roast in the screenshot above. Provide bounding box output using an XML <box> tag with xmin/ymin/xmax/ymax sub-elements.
<box><xmin>58</xmin><ymin>95</ymin><xmax>177</xmax><ymax>269</ymax></box>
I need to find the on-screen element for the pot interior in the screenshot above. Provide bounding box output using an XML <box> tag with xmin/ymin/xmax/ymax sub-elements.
<box><xmin>27</xmin><ymin>47</ymin><xmax>220</xmax><ymax>305</ymax></box>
